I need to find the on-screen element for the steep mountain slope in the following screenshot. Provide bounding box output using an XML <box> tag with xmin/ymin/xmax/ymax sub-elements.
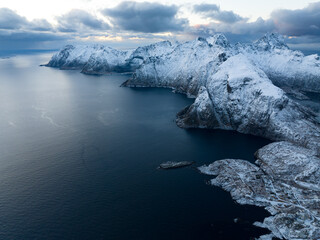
<box><xmin>124</xmin><ymin>40</ymin><xmax>176</xmax><ymax>72</ymax></box>
<box><xmin>123</xmin><ymin>37</ymin><xmax>229</xmax><ymax>96</ymax></box>
<box><xmin>239</xmin><ymin>33</ymin><xmax>320</xmax><ymax>92</ymax></box>
<box><xmin>176</xmin><ymin>54</ymin><xmax>320</xmax><ymax>151</ymax></box>
<box><xmin>46</xmin><ymin>44</ymin><xmax>105</xmax><ymax>70</ymax></box>
<box><xmin>81</xmin><ymin>47</ymin><xmax>132</xmax><ymax>74</ymax></box>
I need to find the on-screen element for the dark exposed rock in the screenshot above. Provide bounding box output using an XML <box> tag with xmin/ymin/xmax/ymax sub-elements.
<box><xmin>159</xmin><ymin>161</ymin><xmax>194</xmax><ymax>169</ymax></box>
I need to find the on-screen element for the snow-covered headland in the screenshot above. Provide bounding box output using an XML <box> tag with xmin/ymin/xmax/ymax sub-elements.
<box><xmin>45</xmin><ymin>33</ymin><xmax>320</xmax><ymax>239</ymax></box>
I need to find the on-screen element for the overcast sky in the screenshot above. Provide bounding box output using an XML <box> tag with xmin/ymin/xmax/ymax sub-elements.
<box><xmin>0</xmin><ymin>0</ymin><xmax>320</xmax><ymax>51</ymax></box>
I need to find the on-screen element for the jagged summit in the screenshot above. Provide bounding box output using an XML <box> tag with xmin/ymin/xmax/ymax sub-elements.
<box><xmin>128</xmin><ymin>40</ymin><xmax>174</xmax><ymax>60</ymax></box>
<box><xmin>253</xmin><ymin>32</ymin><xmax>289</xmax><ymax>50</ymax></box>
<box><xmin>206</xmin><ymin>33</ymin><xmax>230</xmax><ymax>48</ymax></box>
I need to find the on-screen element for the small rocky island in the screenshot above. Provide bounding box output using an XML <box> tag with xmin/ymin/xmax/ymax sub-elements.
<box><xmin>159</xmin><ymin>161</ymin><xmax>194</xmax><ymax>169</ymax></box>
<box><xmin>45</xmin><ymin>33</ymin><xmax>320</xmax><ymax>239</ymax></box>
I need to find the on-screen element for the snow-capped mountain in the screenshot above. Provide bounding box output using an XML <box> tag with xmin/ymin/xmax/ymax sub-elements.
<box><xmin>46</xmin><ymin>33</ymin><xmax>320</xmax><ymax>93</ymax></box>
<box><xmin>46</xmin><ymin>44</ymin><xmax>104</xmax><ymax>69</ymax></box>
<box><xmin>124</xmin><ymin>33</ymin><xmax>320</xmax><ymax>93</ymax></box>
<box><xmin>45</xmin><ymin>41</ymin><xmax>176</xmax><ymax>74</ymax></box>
<box><xmin>81</xmin><ymin>46</ymin><xmax>132</xmax><ymax>74</ymax></box>
<box><xmin>46</xmin><ymin>44</ymin><xmax>132</xmax><ymax>73</ymax></box>
<box><xmin>239</xmin><ymin>33</ymin><xmax>320</xmax><ymax>92</ymax></box>
<box><xmin>125</xmin><ymin>40</ymin><xmax>176</xmax><ymax>72</ymax></box>
<box><xmin>176</xmin><ymin>54</ymin><xmax>320</xmax><ymax>151</ymax></box>
<box><xmin>123</xmin><ymin>37</ymin><xmax>229</xmax><ymax>96</ymax></box>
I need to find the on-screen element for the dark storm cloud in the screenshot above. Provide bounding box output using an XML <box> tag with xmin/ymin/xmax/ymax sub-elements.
<box><xmin>0</xmin><ymin>8</ymin><xmax>67</xmax><ymax>50</ymax></box>
<box><xmin>188</xmin><ymin>17</ymin><xmax>275</xmax><ymax>43</ymax></box>
<box><xmin>192</xmin><ymin>2</ymin><xmax>320</xmax><ymax>39</ymax></box>
<box><xmin>102</xmin><ymin>1</ymin><xmax>188</xmax><ymax>33</ymax></box>
<box><xmin>271</xmin><ymin>2</ymin><xmax>320</xmax><ymax>36</ymax></box>
<box><xmin>0</xmin><ymin>8</ymin><xmax>30</xmax><ymax>30</ymax></box>
<box><xmin>1</xmin><ymin>2</ymin><xmax>320</xmax><ymax>52</ymax></box>
<box><xmin>193</xmin><ymin>4</ymin><xmax>220</xmax><ymax>12</ymax></box>
<box><xmin>56</xmin><ymin>9</ymin><xmax>110</xmax><ymax>32</ymax></box>
<box><xmin>0</xmin><ymin>30</ymin><xmax>67</xmax><ymax>41</ymax></box>
<box><xmin>191</xmin><ymin>3</ymin><xmax>274</xmax><ymax>43</ymax></box>
<box><xmin>223</xmin><ymin>17</ymin><xmax>275</xmax><ymax>35</ymax></box>
<box><xmin>193</xmin><ymin>3</ymin><xmax>246</xmax><ymax>23</ymax></box>
<box><xmin>0</xmin><ymin>8</ymin><xmax>53</xmax><ymax>31</ymax></box>
<box><xmin>29</xmin><ymin>19</ymin><xmax>53</xmax><ymax>31</ymax></box>
<box><xmin>0</xmin><ymin>30</ymin><xmax>69</xmax><ymax>50</ymax></box>
<box><xmin>0</xmin><ymin>8</ymin><xmax>112</xmax><ymax>51</ymax></box>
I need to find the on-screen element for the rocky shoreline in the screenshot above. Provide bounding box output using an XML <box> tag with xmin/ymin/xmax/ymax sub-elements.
<box><xmin>199</xmin><ymin>142</ymin><xmax>320</xmax><ymax>239</ymax></box>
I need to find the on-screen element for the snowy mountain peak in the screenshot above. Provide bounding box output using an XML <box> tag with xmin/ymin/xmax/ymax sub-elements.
<box><xmin>253</xmin><ymin>32</ymin><xmax>288</xmax><ymax>50</ymax></box>
<box><xmin>206</xmin><ymin>34</ymin><xmax>230</xmax><ymax>48</ymax></box>
<box><xmin>62</xmin><ymin>45</ymin><xmax>75</xmax><ymax>50</ymax></box>
<box><xmin>130</xmin><ymin>40</ymin><xmax>173</xmax><ymax>58</ymax></box>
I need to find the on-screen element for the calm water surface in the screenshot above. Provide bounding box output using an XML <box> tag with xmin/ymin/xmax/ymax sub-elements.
<box><xmin>0</xmin><ymin>53</ymin><xmax>271</xmax><ymax>239</ymax></box>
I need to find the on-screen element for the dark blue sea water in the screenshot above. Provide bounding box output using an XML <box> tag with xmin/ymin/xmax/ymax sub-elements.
<box><xmin>0</xmin><ymin>53</ymin><xmax>272</xmax><ymax>240</ymax></box>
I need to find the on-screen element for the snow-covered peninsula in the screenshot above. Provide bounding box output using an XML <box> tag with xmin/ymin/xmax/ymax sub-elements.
<box><xmin>45</xmin><ymin>33</ymin><xmax>320</xmax><ymax>239</ymax></box>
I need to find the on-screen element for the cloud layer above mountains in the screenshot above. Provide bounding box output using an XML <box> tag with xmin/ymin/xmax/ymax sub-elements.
<box><xmin>193</xmin><ymin>4</ymin><xmax>246</xmax><ymax>23</ymax></box>
<box><xmin>102</xmin><ymin>2</ymin><xmax>188</xmax><ymax>33</ymax></box>
<box><xmin>1</xmin><ymin>1</ymin><xmax>320</xmax><ymax>51</ymax></box>
<box><xmin>271</xmin><ymin>2</ymin><xmax>320</xmax><ymax>36</ymax></box>
<box><xmin>57</xmin><ymin>9</ymin><xmax>110</xmax><ymax>33</ymax></box>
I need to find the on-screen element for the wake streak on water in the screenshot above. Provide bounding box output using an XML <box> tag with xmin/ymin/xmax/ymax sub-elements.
<box><xmin>32</xmin><ymin>105</ymin><xmax>62</xmax><ymax>128</ymax></box>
